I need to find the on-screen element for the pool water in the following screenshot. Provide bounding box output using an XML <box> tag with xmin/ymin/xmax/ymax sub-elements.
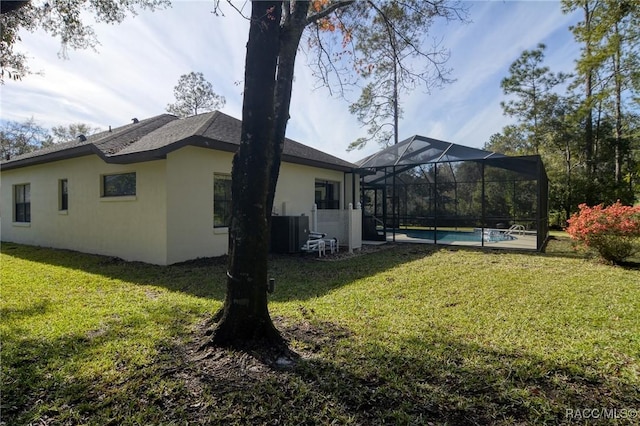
<box><xmin>401</xmin><ymin>229</ymin><xmax>516</xmax><ymax>243</ymax></box>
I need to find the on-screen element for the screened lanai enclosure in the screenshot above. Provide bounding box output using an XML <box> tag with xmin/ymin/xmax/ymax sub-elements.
<box><xmin>357</xmin><ymin>135</ymin><xmax>549</xmax><ymax>251</ymax></box>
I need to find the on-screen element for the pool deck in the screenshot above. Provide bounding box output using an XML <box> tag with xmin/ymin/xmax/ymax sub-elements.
<box><xmin>369</xmin><ymin>230</ymin><xmax>539</xmax><ymax>251</ymax></box>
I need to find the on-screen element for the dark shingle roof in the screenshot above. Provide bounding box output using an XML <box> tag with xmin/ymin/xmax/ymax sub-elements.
<box><xmin>1</xmin><ymin>111</ymin><xmax>356</xmax><ymax>172</ymax></box>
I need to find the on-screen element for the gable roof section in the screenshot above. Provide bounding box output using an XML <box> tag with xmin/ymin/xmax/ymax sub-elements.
<box><xmin>1</xmin><ymin>111</ymin><xmax>356</xmax><ymax>172</ymax></box>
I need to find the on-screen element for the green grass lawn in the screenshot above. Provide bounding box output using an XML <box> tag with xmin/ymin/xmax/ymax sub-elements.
<box><xmin>2</xmin><ymin>236</ymin><xmax>639</xmax><ymax>425</ymax></box>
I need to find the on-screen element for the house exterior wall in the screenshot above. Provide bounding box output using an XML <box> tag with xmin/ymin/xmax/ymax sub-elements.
<box><xmin>1</xmin><ymin>146</ymin><xmax>357</xmax><ymax>265</ymax></box>
<box><xmin>273</xmin><ymin>162</ymin><xmax>345</xmax><ymax>217</ymax></box>
<box><xmin>164</xmin><ymin>146</ymin><xmax>349</xmax><ymax>264</ymax></box>
<box><xmin>0</xmin><ymin>155</ymin><xmax>168</xmax><ymax>264</ymax></box>
<box><xmin>165</xmin><ymin>146</ymin><xmax>233</xmax><ymax>264</ymax></box>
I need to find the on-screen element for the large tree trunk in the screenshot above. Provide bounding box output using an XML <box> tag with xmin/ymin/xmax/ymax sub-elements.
<box><xmin>208</xmin><ymin>1</ymin><xmax>285</xmax><ymax>348</ymax></box>
<box><xmin>204</xmin><ymin>0</ymin><xmax>459</xmax><ymax>351</ymax></box>
<box><xmin>207</xmin><ymin>1</ymin><xmax>310</xmax><ymax>351</ymax></box>
<box><xmin>267</xmin><ymin>1</ymin><xmax>310</xmax><ymax>215</ymax></box>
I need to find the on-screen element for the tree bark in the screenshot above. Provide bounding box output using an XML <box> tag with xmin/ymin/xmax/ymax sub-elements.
<box><xmin>207</xmin><ymin>1</ymin><xmax>311</xmax><ymax>351</ymax></box>
<box><xmin>564</xmin><ymin>140</ymin><xmax>572</xmax><ymax>222</ymax></box>
<box><xmin>267</xmin><ymin>1</ymin><xmax>310</xmax><ymax>215</ymax></box>
<box><xmin>209</xmin><ymin>1</ymin><xmax>285</xmax><ymax>348</ymax></box>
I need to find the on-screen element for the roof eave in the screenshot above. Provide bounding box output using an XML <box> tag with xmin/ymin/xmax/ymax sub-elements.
<box><xmin>111</xmin><ymin>136</ymin><xmax>357</xmax><ymax>172</ymax></box>
<box><xmin>281</xmin><ymin>154</ymin><xmax>356</xmax><ymax>173</ymax></box>
<box><xmin>0</xmin><ymin>145</ymin><xmax>100</xmax><ymax>171</ymax></box>
<box><xmin>105</xmin><ymin>135</ymin><xmax>239</xmax><ymax>164</ymax></box>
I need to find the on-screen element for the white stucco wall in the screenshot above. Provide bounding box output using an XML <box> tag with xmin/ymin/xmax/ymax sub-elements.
<box><xmin>165</xmin><ymin>146</ymin><xmax>233</xmax><ymax>264</ymax></box>
<box><xmin>273</xmin><ymin>162</ymin><xmax>345</xmax><ymax>217</ymax></box>
<box><xmin>1</xmin><ymin>146</ymin><xmax>359</xmax><ymax>265</ymax></box>
<box><xmin>164</xmin><ymin>146</ymin><xmax>350</xmax><ymax>264</ymax></box>
<box><xmin>0</xmin><ymin>155</ymin><xmax>167</xmax><ymax>264</ymax></box>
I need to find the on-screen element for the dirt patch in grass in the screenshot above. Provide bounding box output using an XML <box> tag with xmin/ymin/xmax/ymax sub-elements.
<box><xmin>187</xmin><ymin>314</ymin><xmax>352</xmax><ymax>370</ymax></box>
<box><xmin>147</xmin><ymin>315</ymin><xmax>357</xmax><ymax>424</ymax></box>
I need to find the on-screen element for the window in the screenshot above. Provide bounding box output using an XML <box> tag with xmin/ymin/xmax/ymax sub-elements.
<box><xmin>315</xmin><ymin>180</ymin><xmax>340</xmax><ymax>209</ymax></box>
<box><xmin>14</xmin><ymin>183</ymin><xmax>31</xmax><ymax>223</ymax></box>
<box><xmin>103</xmin><ymin>172</ymin><xmax>136</xmax><ymax>197</ymax></box>
<box><xmin>59</xmin><ymin>179</ymin><xmax>68</xmax><ymax>210</ymax></box>
<box><xmin>213</xmin><ymin>174</ymin><xmax>232</xmax><ymax>228</ymax></box>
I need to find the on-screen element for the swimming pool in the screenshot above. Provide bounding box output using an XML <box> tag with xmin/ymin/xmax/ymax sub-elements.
<box><xmin>400</xmin><ymin>229</ymin><xmax>516</xmax><ymax>243</ymax></box>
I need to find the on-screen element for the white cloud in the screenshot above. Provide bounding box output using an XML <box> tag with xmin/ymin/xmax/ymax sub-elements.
<box><xmin>1</xmin><ymin>0</ymin><xmax>583</xmax><ymax>161</ymax></box>
<box><xmin>397</xmin><ymin>1</ymin><xmax>582</xmax><ymax>149</ymax></box>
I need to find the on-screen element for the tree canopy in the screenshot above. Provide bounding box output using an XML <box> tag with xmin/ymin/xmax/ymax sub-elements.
<box><xmin>51</xmin><ymin>122</ymin><xmax>101</xmax><ymax>142</ymax></box>
<box><xmin>0</xmin><ymin>118</ymin><xmax>52</xmax><ymax>158</ymax></box>
<box><xmin>166</xmin><ymin>71</ymin><xmax>226</xmax><ymax>118</ymax></box>
<box><xmin>344</xmin><ymin>1</ymin><xmax>467</xmax><ymax>151</ymax></box>
<box><xmin>0</xmin><ymin>118</ymin><xmax>101</xmax><ymax>159</ymax></box>
<box><xmin>488</xmin><ymin>0</ymin><xmax>639</xmax><ymax>227</ymax></box>
<box><xmin>499</xmin><ymin>43</ymin><xmax>568</xmax><ymax>154</ymax></box>
<box><xmin>0</xmin><ymin>0</ymin><xmax>169</xmax><ymax>83</ymax></box>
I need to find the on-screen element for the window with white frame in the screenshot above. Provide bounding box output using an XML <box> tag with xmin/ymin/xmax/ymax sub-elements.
<box><xmin>213</xmin><ymin>174</ymin><xmax>232</xmax><ymax>228</ymax></box>
<box><xmin>14</xmin><ymin>183</ymin><xmax>31</xmax><ymax>222</ymax></box>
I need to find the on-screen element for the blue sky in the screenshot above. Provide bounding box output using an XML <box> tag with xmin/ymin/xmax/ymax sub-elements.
<box><xmin>0</xmin><ymin>1</ymin><xmax>581</xmax><ymax>163</ymax></box>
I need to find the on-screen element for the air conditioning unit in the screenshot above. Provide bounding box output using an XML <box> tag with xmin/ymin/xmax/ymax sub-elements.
<box><xmin>270</xmin><ymin>215</ymin><xmax>310</xmax><ymax>253</ymax></box>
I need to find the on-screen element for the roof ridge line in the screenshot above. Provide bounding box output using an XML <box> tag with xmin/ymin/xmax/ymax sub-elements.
<box><xmin>99</xmin><ymin>114</ymin><xmax>178</xmax><ymax>156</ymax></box>
<box><xmin>93</xmin><ymin>114</ymin><xmax>166</xmax><ymax>147</ymax></box>
<box><xmin>193</xmin><ymin>111</ymin><xmax>221</xmax><ymax>136</ymax></box>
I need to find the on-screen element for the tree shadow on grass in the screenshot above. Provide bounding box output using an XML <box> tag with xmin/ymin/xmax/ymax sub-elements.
<box><xmin>3</xmin><ymin>294</ymin><xmax>638</xmax><ymax>425</ymax></box>
<box><xmin>289</xmin><ymin>334</ymin><xmax>639</xmax><ymax>425</ymax></box>
<box><xmin>1</xmin><ymin>242</ymin><xmax>228</xmax><ymax>299</ymax></box>
<box><xmin>0</xmin><ymin>299</ymin><xmax>51</xmax><ymax>321</ymax></box>
<box><xmin>1</xmin><ymin>300</ymin><xmax>205</xmax><ymax>425</ymax></box>
<box><xmin>180</xmin><ymin>317</ymin><xmax>639</xmax><ymax>425</ymax></box>
<box><xmin>6</xmin><ymin>241</ymin><xmax>637</xmax><ymax>423</ymax></box>
<box><xmin>1</xmin><ymin>242</ymin><xmax>438</xmax><ymax>301</ymax></box>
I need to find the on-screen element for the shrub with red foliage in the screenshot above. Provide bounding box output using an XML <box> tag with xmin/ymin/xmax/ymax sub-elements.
<box><xmin>566</xmin><ymin>201</ymin><xmax>640</xmax><ymax>264</ymax></box>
